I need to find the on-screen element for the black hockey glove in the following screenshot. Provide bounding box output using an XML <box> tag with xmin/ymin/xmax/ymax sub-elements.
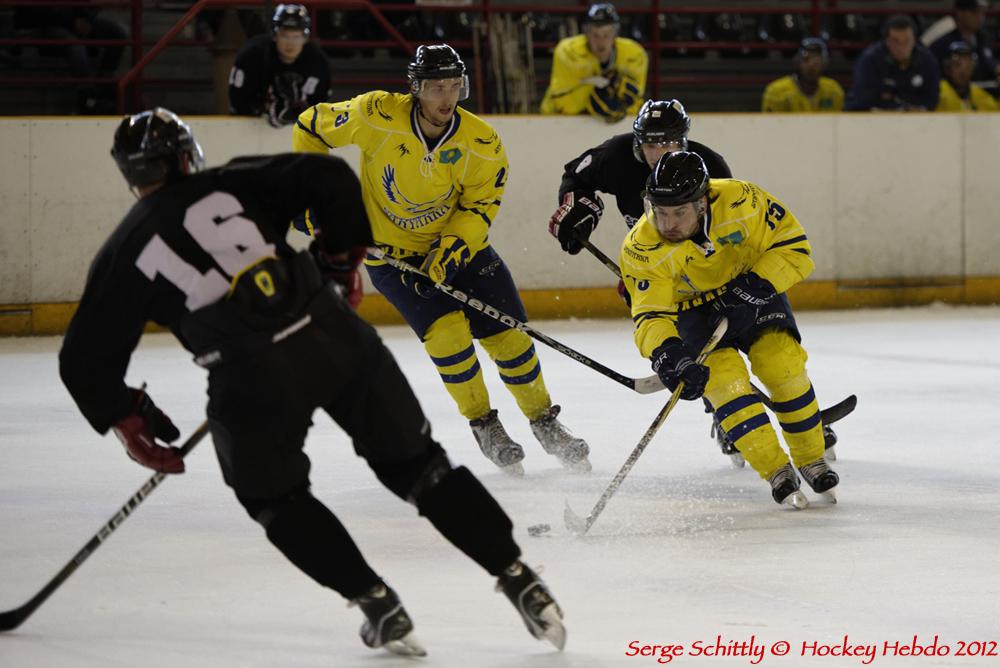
<box><xmin>650</xmin><ymin>338</ymin><xmax>709</xmax><ymax>401</ymax></box>
<box><xmin>548</xmin><ymin>191</ymin><xmax>604</xmax><ymax>255</ymax></box>
<box><xmin>265</xmin><ymin>78</ymin><xmax>304</xmax><ymax>128</ymax></box>
<box><xmin>717</xmin><ymin>272</ymin><xmax>776</xmax><ymax>310</ymax></box>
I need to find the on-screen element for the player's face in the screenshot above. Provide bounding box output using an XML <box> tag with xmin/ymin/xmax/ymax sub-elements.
<box><xmin>649</xmin><ymin>200</ymin><xmax>703</xmax><ymax>243</ymax></box>
<box><xmin>885</xmin><ymin>28</ymin><xmax>915</xmax><ymax>63</ymax></box>
<box><xmin>418</xmin><ymin>77</ymin><xmax>464</xmax><ymax>124</ymax></box>
<box><xmin>948</xmin><ymin>53</ymin><xmax>975</xmax><ymax>86</ymax></box>
<box><xmin>275</xmin><ymin>28</ymin><xmax>306</xmax><ymax>63</ymax></box>
<box><xmin>585</xmin><ymin>25</ymin><xmax>618</xmax><ymax>62</ymax></box>
<box><xmin>641</xmin><ymin>141</ymin><xmax>686</xmax><ymax>169</ymax></box>
<box><xmin>798</xmin><ymin>51</ymin><xmax>824</xmax><ymax>80</ymax></box>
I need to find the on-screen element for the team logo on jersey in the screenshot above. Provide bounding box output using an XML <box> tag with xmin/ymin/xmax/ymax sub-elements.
<box><xmin>632</xmin><ymin>240</ymin><xmax>664</xmax><ymax>253</ymax></box>
<box><xmin>731</xmin><ymin>183</ymin><xmax>752</xmax><ymax>209</ymax></box>
<box><xmin>717</xmin><ymin>230</ymin><xmax>744</xmax><ymax>246</ymax></box>
<box><xmin>380</xmin><ymin>164</ymin><xmax>454</xmax><ymax>229</ymax></box>
<box><xmin>474</xmin><ymin>132</ymin><xmax>497</xmax><ymax>145</ymax></box>
<box><xmin>396</xmin><ymin>142</ymin><xmax>411</xmax><ymax>157</ymax></box>
<box><xmin>439</xmin><ymin>148</ymin><xmax>463</xmax><ymax>165</ymax></box>
<box><xmin>637</xmin><ymin>279</ymin><xmax>650</xmax><ymax>291</ymax></box>
<box><xmin>624</xmin><ymin>246</ymin><xmax>649</xmax><ymax>263</ymax></box>
<box><xmin>677</xmin><ymin>274</ymin><xmax>702</xmax><ymax>297</ymax></box>
<box><xmin>366</xmin><ymin>95</ymin><xmax>393</xmax><ymax>121</ymax></box>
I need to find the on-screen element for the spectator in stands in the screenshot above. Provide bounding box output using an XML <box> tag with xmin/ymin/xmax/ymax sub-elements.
<box><xmin>846</xmin><ymin>15</ymin><xmax>940</xmax><ymax>111</ymax></box>
<box><xmin>929</xmin><ymin>0</ymin><xmax>1000</xmax><ymax>85</ymax></box>
<box><xmin>13</xmin><ymin>5</ymin><xmax>127</xmax><ymax>113</ymax></box>
<box><xmin>229</xmin><ymin>4</ymin><xmax>331</xmax><ymax>128</ymax></box>
<box><xmin>937</xmin><ymin>40</ymin><xmax>999</xmax><ymax>110</ymax></box>
<box><xmin>762</xmin><ymin>38</ymin><xmax>844</xmax><ymax>112</ymax></box>
<box><xmin>540</xmin><ymin>3</ymin><xmax>648</xmax><ymax>122</ymax></box>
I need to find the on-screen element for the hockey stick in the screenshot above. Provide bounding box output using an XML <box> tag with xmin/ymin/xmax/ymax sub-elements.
<box><xmin>580</xmin><ymin>238</ymin><xmax>858</xmax><ymax>423</ymax></box>
<box><xmin>564</xmin><ymin>317</ymin><xmax>729</xmax><ymax>536</ymax></box>
<box><xmin>0</xmin><ymin>421</ymin><xmax>210</xmax><ymax>632</ymax></box>
<box><xmin>368</xmin><ymin>248</ymin><xmax>664</xmax><ymax>394</ymax></box>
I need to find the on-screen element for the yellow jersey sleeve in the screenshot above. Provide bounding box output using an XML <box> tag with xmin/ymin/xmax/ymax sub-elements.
<box><xmin>762</xmin><ymin>75</ymin><xmax>844</xmax><ymax>112</ymax></box>
<box><xmin>971</xmin><ymin>85</ymin><xmax>999</xmax><ymax>111</ymax></box>
<box><xmin>741</xmin><ymin>186</ymin><xmax>815</xmax><ymax>294</ymax></box>
<box><xmin>293</xmin><ymin>90</ymin><xmax>383</xmax><ymax>153</ymax></box>
<box><xmin>440</xmin><ymin>129</ymin><xmax>508</xmax><ymax>255</ymax></box>
<box><xmin>540</xmin><ymin>36</ymin><xmax>594</xmax><ymax>115</ymax></box>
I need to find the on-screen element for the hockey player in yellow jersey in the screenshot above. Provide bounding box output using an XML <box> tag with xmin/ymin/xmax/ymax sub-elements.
<box><xmin>936</xmin><ymin>40</ymin><xmax>999</xmax><ymax>112</ymax></box>
<box><xmin>762</xmin><ymin>38</ymin><xmax>844</xmax><ymax>112</ymax></box>
<box><xmin>621</xmin><ymin>152</ymin><xmax>839</xmax><ymax>508</ymax></box>
<box><xmin>293</xmin><ymin>44</ymin><xmax>590</xmax><ymax>475</ymax></box>
<box><xmin>540</xmin><ymin>3</ymin><xmax>648</xmax><ymax>121</ymax></box>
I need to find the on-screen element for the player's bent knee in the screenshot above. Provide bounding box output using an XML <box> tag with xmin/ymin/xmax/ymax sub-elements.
<box><xmin>749</xmin><ymin>329</ymin><xmax>807</xmax><ymax>383</ymax></box>
<box><xmin>369</xmin><ymin>441</ymin><xmax>449</xmax><ymax>502</ymax></box>
<box><xmin>237</xmin><ymin>483</ymin><xmax>313</xmax><ymax>529</ymax></box>
<box><xmin>703</xmin><ymin>348</ymin><xmax>753</xmax><ymax>408</ymax></box>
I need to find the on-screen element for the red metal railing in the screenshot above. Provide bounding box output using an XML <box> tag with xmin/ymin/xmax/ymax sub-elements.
<box><xmin>1</xmin><ymin>0</ymin><xmax>997</xmax><ymax>114</ymax></box>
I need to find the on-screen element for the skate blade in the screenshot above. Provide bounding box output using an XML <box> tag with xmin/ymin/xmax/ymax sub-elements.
<box><xmin>535</xmin><ymin>603</ymin><xmax>567</xmax><ymax>651</ymax></box>
<box><xmin>563</xmin><ymin>499</ymin><xmax>590</xmax><ymax>535</ymax></box>
<box><xmin>825</xmin><ymin>446</ymin><xmax>837</xmax><ymax>462</ymax></box>
<box><xmin>560</xmin><ymin>456</ymin><xmax>592</xmax><ymax>473</ymax></box>
<box><xmin>729</xmin><ymin>453</ymin><xmax>746</xmax><ymax>469</ymax></box>
<box><xmin>384</xmin><ymin>631</ymin><xmax>428</xmax><ymax>657</ymax></box>
<box><xmin>782</xmin><ymin>490</ymin><xmax>810</xmax><ymax>510</ymax></box>
<box><xmin>500</xmin><ymin>462</ymin><xmax>525</xmax><ymax>476</ymax></box>
<box><xmin>819</xmin><ymin>488</ymin><xmax>837</xmax><ymax>504</ymax></box>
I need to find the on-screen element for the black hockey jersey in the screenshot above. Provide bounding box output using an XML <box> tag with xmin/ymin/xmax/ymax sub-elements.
<box><xmin>229</xmin><ymin>34</ymin><xmax>331</xmax><ymax>117</ymax></box>
<box><xmin>59</xmin><ymin>153</ymin><xmax>371</xmax><ymax>434</ymax></box>
<box><xmin>558</xmin><ymin>133</ymin><xmax>732</xmax><ymax>227</ymax></box>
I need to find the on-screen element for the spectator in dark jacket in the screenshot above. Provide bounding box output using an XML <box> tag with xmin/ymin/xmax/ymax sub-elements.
<box><xmin>846</xmin><ymin>15</ymin><xmax>941</xmax><ymax>111</ymax></box>
<box><xmin>929</xmin><ymin>0</ymin><xmax>1000</xmax><ymax>84</ymax></box>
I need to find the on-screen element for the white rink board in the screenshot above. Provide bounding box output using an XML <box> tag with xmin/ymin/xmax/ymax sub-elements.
<box><xmin>1</xmin><ymin>113</ymin><xmax>998</xmax><ymax>303</ymax></box>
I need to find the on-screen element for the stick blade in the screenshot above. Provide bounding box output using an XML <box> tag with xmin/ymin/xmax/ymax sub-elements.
<box><xmin>821</xmin><ymin>394</ymin><xmax>857</xmax><ymax>426</ymax></box>
<box><xmin>563</xmin><ymin>500</ymin><xmax>590</xmax><ymax>536</ymax></box>
<box><xmin>0</xmin><ymin>606</ymin><xmax>28</xmax><ymax>632</ymax></box>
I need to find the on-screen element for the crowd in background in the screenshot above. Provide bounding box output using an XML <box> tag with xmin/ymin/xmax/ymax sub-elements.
<box><xmin>3</xmin><ymin>0</ymin><xmax>999</xmax><ymax>117</ymax></box>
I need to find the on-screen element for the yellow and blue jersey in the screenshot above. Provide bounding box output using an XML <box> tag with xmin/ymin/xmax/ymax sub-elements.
<box><xmin>761</xmin><ymin>75</ymin><xmax>844</xmax><ymax>112</ymax></box>
<box><xmin>540</xmin><ymin>35</ymin><xmax>648</xmax><ymax>120</ymax></box>
<box><xmin>293</xmin><ymin>91</ymin><xmax>508</xmax><ymax>263</ymax></box>
<box><xmin>620</xmin><ymin>179</ymin><xmax>814</xmax><ymax>357</ymax></box>
<box><xmin>936</xmin><ymin>80</ymin><xmax>999</xmax><ymax>112</ymax></box>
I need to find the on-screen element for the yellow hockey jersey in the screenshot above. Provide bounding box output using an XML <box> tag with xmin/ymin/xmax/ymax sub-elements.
<box><xmin>761</xmin><ymin>75</ymin><xmax>844</xmax><ymax>112</ymax></box>
<box><xmin>621</xmin><ymin>179</ymin><xmax>814</xmax><ymax>358</ymax></box>
<box><xmin>936</xmin><ymin>80</ymin><xmax>999</xmax><ymax>112</ymax></box>
<box><xmin>540</xmin><ymin>35</ymin><xmax>648</xmax><ymax>120</ymax></box>
<box><xmin>292</xmin><ymin>91</ymin><xmax>508</xmax><ymax>262</ymax></box>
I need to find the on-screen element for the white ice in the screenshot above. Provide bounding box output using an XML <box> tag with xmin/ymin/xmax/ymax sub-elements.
<box><xmin>1</xmin><ymin>305</ymin><xmax>998</xmax><ymax>667</ymax></box>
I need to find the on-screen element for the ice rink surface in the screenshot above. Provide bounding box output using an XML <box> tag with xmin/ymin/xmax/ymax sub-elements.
<box><xmin>1</xmin><ymin>305</ymin><xmax>998</xmax><ymax>667</ymax></box>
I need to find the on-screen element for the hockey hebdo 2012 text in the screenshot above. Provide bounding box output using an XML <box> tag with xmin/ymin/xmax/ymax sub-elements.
<box><xmin>624</xmin><ymin>635</ymin><xmax>998</xmax><ymax>664</ymax></box>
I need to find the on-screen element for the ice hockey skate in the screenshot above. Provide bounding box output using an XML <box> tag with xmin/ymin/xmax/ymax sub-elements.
<box><xmin>798</xmin><ymin>458</ymin><xmax>839</xmax><ymax>503</ymax></box>
<box><xmin>470</xmin><ymin>409</ymin><xmax>525</xmax><ymax>476</ymax></box>
<box><xmin>710</xmin><ymin>415</ymin><xmax>746</xmax><ymax>468</ymax></box>
<box><xmin>768</xmin><ymin>463</ymin><xmax>809</xmax><ymax>509</ymax></box>
<box><xmin>530</xmin><ymin>405</ymin><xmax>592</xmax><ymax>472</ymax></box>
<box><xmin>823</xmin><ymin>424</ymin><xmax>838</xmax><ymax>461</ymax></box>
<box><xmin>496</xmin><ymin>561</ymin><xmax>566</xmax><ymax>650</ymax></box>
<box><xmin>352</xmin><ymin>583</ymin><xmax>427</xmax><ymax>657</ymax></box>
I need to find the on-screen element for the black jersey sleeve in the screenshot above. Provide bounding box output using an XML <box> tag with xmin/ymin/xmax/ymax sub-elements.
<box><xmin>229</xmin><ymin>37</ymin><xmax>268</xmax><ymax>115</ymax></box>
<box><xmin>59</xmin><ymin>238</ymin><xmax>151</xmax><ymax>434</ymax></box>
<box><xmin>689</xmin><ymin>140</ymin><xmax>733</xmax><ymax>179</ymax></box>
<box><xmin>221</xmin><ymin>153</ymin><xmax>372</xmax><ymax>252</ymax></box>
<box><xmin>301</xmin><ymin>43</ymin><xmax>332</xmax><ymax>107</ymax></box>
<box><xmin>558</xmin><ymin>134</ymin><xmax>626</xmax><ymax>203</ymax></box>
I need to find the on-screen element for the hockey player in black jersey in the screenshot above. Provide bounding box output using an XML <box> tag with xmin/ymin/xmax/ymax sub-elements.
<box><xmin>548</xmin><ymin>99</ymin><xmax>838</xmax><ymax>465</ymax></box>
<box><xmin>58</xmin><ymin>108</ymin><xmax>566</xmax><ymax>656</ymax></box>
<box><xmin>228</xmin><ymin>4</ymin><xmax>331</xmax><ymax>127</ymax></box>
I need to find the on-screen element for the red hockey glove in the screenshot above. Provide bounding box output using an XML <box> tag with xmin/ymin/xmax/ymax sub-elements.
<box><xmin>112</xmin><ymin>388</ymin><xmax>184</xmax><ymax>474</ymax></box>
<box><xmin>548</xmin><ymin>191</ymin><xmax>604</xmax><ymax>255</ymax></box>
<box><xmin>313</xmin><ymin>244</ymin><xmax>365</xmax><ymax>309</ymax></box>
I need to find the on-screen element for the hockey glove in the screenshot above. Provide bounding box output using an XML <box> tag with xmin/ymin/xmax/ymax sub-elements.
<box><xmin>650</xmin><ymin>338</ymin><xmax>709</xmax><ymax>401</ymax></box>
<box><xmin>312</xmin><ymin>243</ymin><xmax>365</xmax><ymax>309</ymax></box>
<box><xmin>402</xmin><ymin>235</ymin><xmax>471</xmax><ymax>299</ymax></box>
<box><xmin>265</xmin><ymin>79</ymin><xmax>304</xmax><ymax>128</ymax></box>
<box><xmin>548</xmin><ymin>191</ymin><xmax>604</xmax><ymax>255</ymax></box>
<box><xmin>112</xmin><ymin>388</ymin><xmax>184</xmax><ymax>474</ymax></box>
<box><xmin>717</xmin><ymin>272</ymin><xmax>776</xmax><ymax>310</ymax></box>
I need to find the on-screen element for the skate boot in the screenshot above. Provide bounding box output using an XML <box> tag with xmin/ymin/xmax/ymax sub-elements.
<box><xmin>710</xmin><ymin>415</ymin><xmax>745</xmax><ymax>468</ymax></box>
<box><xmin>530</xmin><ymin>405</ymin><xmax>591</xmax><ymax>473</ymax></box>
<box><xmin>823</xmin><ymin>424</ymin><xmax>838</xmax><ymax>461</ymax></box>
<box><xmin>496</xmin><ymin>561</ymin><xmax>566</xmax><ymax>650</ymax></box>
<box><xmin>351</xmin><ymin>583</ymin><xmax>426</xmax><ymax>657</ymax></box>
<box><xmin>768</xmin><ymin>463</ymin><xmax>809</xmax><ymax>509</ymax></box>
<box><xmin>470</xmin><ymin>409</ymin><xmax>525</xmax><ymax>476</ymax></box>
<box><xmin>798</xmin><ymin>458</ymin><xmax>839</xmax><ymax>503</ymax></box>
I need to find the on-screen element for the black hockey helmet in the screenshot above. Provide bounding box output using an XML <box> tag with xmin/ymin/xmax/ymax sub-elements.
<box><xmin>632</xmin><ymin>99</ymin><xmax>691</xmax><ymax>162</ymax></box>
<box><xmin>796</xmin><ymin>37</ymin><xmax>829</xmax><ymax>64</ymax></box>
<box><xmin>644</xmin><ymin>151</ymin><xmax>709</xmax><ymax>207</ymax></box>
<box><xmin>111</xmin><ymin>108</ymin><xmax>205</xmax><ymax>189</ymax></box>
<box><xmin>407</xmin><ymin>44</ymin><xmax>469</xmax><ymax>100</ymax></box>
<box><xmin>272</xmin><ymin>4</ymin><xmax>310</xmax><ymax>36</ymax></box>
<box><xmin>583</xmin><ymin>3</ymin><xmax>620</xmax><ymax>27</ymax></box>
